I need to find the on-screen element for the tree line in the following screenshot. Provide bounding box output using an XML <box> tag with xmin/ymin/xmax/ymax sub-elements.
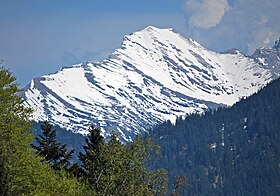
<box><xmin>32</xmin><ymin>121</ymin><xmax>168</xmax><ymax>195</ymax></box>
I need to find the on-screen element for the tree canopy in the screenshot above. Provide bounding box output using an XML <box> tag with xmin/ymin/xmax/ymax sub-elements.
<box><xmin>79</xmin><ymin>126</ymin><xmax>168</xmax><ymax>195</ymax></box>
<box><xmin>31</xmin><ymin>121</ymin><xmax>74</xmax><ymax>171</ymax></box>
<box><xmin>0</xmin><ymin>67</ymin><xmax>93</xmax><ymax>195</ymax></box>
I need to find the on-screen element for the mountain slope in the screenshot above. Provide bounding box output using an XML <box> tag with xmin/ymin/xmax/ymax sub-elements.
<box><xmin>252</xmin><ymin>37</ymin><xmax>280</xmax><ymax>77</ymax></box>
<box><xmin>150</xmin><ymin>77</ymin><xmax>280</xmax><ymax>195</ymax></box>
<box><xmin>22</xmin><ymin>26</ymin><xmax>279</xmax><ymax>142</ymax></box>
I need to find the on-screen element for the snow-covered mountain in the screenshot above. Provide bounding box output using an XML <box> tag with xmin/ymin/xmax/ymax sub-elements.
<box><xmin>251</xmin><ymin>37</ymin><xmax>280</xmax><ymax>77</ymax></box>
<box><xmin>21</xmin><ymin>26</ymin><xmax>280</xmax><ymax>142</ymax></box>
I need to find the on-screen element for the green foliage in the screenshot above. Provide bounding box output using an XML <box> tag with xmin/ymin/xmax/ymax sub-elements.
<box><xmin>0</xmin><ymin>67</ymin><xmax>33</xmax><ymax>194</ymax></box>
<box><xmin>79</xmin><ymin>127</ymin><xmax>168</xmax><ymax>195</ymax></box>
<box><xmin>151</xmin><ymin>78</ymin><xmax>280</xmax><ymax>195</ymax></box>
<box><xmin>0</xmin><ymin>67</ymin><xmax>94</xmax><ymax>195</ymax></box>
<box><xmin>31</xmin><ymin>121</ymin><xmax>74</xmax><ymax>171</ymax></box>
<box><xmin>33</xmin><ymin>121</ymin><xmax>86</xmax><ymax>163</ymax></box>
<box><xmin>79</xmin><ymin>126</ymin><xmax>105</xmax><ymax>189</ymax></box>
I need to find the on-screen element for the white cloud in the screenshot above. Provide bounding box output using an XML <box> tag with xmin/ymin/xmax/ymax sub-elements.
<box><xmin>248</xmin><ymin>28</ymin><xmax>275</xmax><ymax>53</ymax></box>
<box><xmin>184</xmin><ymin>0</ymin><xmax>230</xmax><ymax>29</ymax></box>
<box><xmin>183</xmin><ymin>0</ymin><xmax>280</xmax><ymax>54</ymax></box>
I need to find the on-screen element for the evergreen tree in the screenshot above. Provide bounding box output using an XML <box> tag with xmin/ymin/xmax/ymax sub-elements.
<box><xmin>0</xmin><ymin>66</ymin><xmax>33</xmax><ymax>194</ymax></box>
<box><xmin>0</xmin><ymin>67</ymin><xmax>94</xmax><ymax>195</ymax></box>
<box><xmin>79</xmin><ymin>126</ymin><xmax>168</xmax><ymax>195</ymax></box>
<box><xmin>31</xmin><ymin>121</ymin><xmax>74</xmax><ymax>170</ymax></box>
<box><xmin>78</xmin><ymin>126</ymin><xmax>106</xmax><ymax>192</ymax></box>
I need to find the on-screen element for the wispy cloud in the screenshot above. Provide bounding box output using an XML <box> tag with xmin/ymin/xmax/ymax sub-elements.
<box><xmin>183</xmin><ymin>0</ymin><xmax>280</xmax><ymax>54</ymax></box>
<box><xmin>184</xmin><ymin>0</ymin><xmax>230</xmax><ymax>29</ymax></box>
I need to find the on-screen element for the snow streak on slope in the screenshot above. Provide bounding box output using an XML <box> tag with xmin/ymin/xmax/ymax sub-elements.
<box><xmin>22</xmin><ymin>26</ymin><xmax>277</xmax><ymax>142</ymax></box>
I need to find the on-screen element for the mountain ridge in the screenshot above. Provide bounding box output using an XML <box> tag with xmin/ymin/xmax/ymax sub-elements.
<box><xmin>21</xmin><ymin>26</ymin><xmax>280</xmax><ymax>142</ymax></box>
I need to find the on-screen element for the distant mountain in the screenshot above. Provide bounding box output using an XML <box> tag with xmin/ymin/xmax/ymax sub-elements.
<box><xmin>21</xmin><ymin>26</ymin><xmax>280</xmax><ymax>142</ymax></box>
<box><xmin>150</xmin><ymin>77</ymin><xmax>280</xmax><ymax>195</ymax></box>
<box><xmin>251</xmin><ymin>37</ymin><xmax>280</xmax><ymax>78</ymax></box>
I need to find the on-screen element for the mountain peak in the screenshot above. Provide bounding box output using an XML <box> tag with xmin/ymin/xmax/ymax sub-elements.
<box><xmin>142</xmin><ymin>25</ymin><xmax>160</xmax><ymax>31</ymax></box>
<box><xmin>142</xmin><ymin>26</ymin><xmax>176</xmax><ymax>33</ymax></box>
<box><xmin>250</xmin><ymin>38</ymin><xmax>280</xmax><ymax>77</ymax></box>
<box><xmin>22</xmin><ymin>27</ymin><xmax>279</xmax><ymax>142</ymax></box>
<box><xmin>121</xmin><ymin>26</ymin><xmax>204</xmax><ymax>55</ymax></box>
<box><xmin>135</xmin><ymin>26</ymin><xmax>183</xmax><ymax>39</ymax></box>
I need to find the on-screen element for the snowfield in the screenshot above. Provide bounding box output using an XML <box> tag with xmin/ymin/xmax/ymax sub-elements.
<box><xmin>22</xmin><ymin>26</ymin><xmax>280</xmax><ymax>142</ymax></box>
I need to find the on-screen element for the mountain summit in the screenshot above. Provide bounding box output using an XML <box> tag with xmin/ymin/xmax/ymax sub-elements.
<box><xmin>22</xmin><ymin>26</ymin><xmax>279</xmax><ymax>142</ymax></box>
<box><xmin>252</xmin><ymin>37</ymin><xmax>280</xmax><ymax>78</ymax></box>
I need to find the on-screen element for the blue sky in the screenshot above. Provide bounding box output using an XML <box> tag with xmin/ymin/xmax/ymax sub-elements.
<box><xmin>1</xmin><ymin>0</ymin><xmax>280</xmax><ymax>86</ymax></box>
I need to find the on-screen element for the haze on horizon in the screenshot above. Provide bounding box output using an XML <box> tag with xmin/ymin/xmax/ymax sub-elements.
<box><xmin>1</xmin><ymin>0</ymin><xmax>279</xmax><ymax>86</ymax></box>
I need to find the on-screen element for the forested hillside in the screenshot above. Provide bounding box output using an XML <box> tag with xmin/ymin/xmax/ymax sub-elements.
<box><xmin>151</xmin><ymin>78</ymin><xmax>280</xmax><ymax>195</ymax></box>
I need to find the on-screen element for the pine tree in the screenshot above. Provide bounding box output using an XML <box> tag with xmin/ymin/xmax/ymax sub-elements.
<box><xmin>79</xmin><ymin>126</ymin><xmax>105</xmax><ymax>191</ymax></box>
<box><xmin>31</xmin><ymin>121</ymin><xmax>74</xmax><ymax>170</ymax></box>
<box><xmin>79</xmin><ymin>126</ymin><xmax>167</xmax><ymax>195</ymax></box>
